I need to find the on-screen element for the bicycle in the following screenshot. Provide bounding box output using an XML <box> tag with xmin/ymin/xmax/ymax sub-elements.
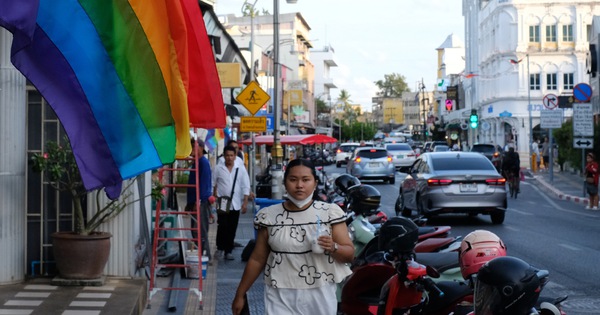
<box><xmin>504</xmin><ymin>169</ymin><xmax>520</xmax><ymax>199</ymax></box>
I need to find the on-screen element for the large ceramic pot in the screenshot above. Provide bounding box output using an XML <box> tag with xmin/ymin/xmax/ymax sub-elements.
<box><xmin>51</xmin><ymin>231</ymin><xmax>112</xmax><ymax>279</ymax></box>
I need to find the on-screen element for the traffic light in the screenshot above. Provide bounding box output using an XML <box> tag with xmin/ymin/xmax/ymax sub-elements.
<box><xmin>445</xmin><ymin>99</ymin><xmax>452</xmax><ymax>111</ymax></box>
<box><xmin>469</xmin><ymin>109</ymin><xmax>478</xmax><ymax>129</ymax></box>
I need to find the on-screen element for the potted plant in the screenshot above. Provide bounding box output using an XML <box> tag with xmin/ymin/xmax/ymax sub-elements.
<box><xmin>31</xmin><ymin>139</ymin><xmax>163</xmax><ymax>280</ymax></box>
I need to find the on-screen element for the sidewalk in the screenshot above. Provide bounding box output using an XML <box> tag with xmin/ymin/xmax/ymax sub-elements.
<box><xmin>530</xmin><ymin>166</ymin><xmax>591</xmax><ymax>206</ymax></box>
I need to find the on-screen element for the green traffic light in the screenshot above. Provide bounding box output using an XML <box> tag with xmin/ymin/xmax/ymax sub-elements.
<box><xmin>469</xmin><ymin>113</ymin><xmax>478</xmax><ymax>128</ymax></box>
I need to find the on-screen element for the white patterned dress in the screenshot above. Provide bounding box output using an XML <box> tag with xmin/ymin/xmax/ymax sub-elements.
<box><xmin>254</xmin><ymin>200</ymin><xmax>352</xmax><ymax>314</ymax></box>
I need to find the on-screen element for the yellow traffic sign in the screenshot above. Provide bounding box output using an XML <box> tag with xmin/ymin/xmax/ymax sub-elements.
<box><xmin>236</xmin><ymin>81</ymin><xmax>270</xmax><ymax>115</ymax></box>
<box><xmin>240</xmin><ymin>116</ymin><xmax>267</xmax><ymax>132</ymax></box>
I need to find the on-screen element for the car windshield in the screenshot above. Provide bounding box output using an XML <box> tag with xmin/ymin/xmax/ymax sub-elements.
<box><xmin>432</xmin><ymin>156</ymin><xmax>495</xmax><ymax>171</ymax></box>
<box><xmin>386</xmin><ymin>144</ymin><xmax>411</xmax><ymax>151</ymax></box>
<box><xmin>471</xmin><ymin>145</ymin><xmax>495</xmax><ymax>154</ymax></box>
<box><xmin>341</xmin><ymin>145</ymin><xmax>358</xmax><ymax>153</ymax></box>
<box><xmin>357</xmin><ymin>149</ymin><xmax>388</xmax><ymax>159</ymax></box>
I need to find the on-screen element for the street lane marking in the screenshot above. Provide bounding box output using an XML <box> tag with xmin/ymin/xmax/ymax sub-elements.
<box><xmin>524</xmin><ymin>182</ymin><xmax>597</xmax><ymax>217</ymax></box>
<box><xmin>0</xmin><ymin>310</ymin><xmax>33</xmax><ymax>314</ymax></box>
<box><xmin>558</xmin><ymin>243</ymin><xmax>581</xmax><ymax>251</ymax></box>
<box><xmin>504</xmin><ymin>226</ymin><xmax>520</xmax><ymax>232</ymax></box>
<box><xmin>506</xmin><ymin>208</ymin><xmax>533</xmax><ymax>215</ymax></box>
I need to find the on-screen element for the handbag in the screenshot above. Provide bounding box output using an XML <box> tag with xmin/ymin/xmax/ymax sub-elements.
<box><xmin>217</xmin><ymin>168</ymin><xmax>239</xmax><ymax>215</ymax></box>
<box><xmin>586</xmin><ymin>176</ymin><xmax>595</xmax><ymax>184</ymax></box>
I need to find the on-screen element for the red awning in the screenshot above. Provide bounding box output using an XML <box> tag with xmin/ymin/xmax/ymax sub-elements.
<box><xmin>240</xmin><ymin>134</ymin><xmax>337</xmax><ymax>145</ymax></box>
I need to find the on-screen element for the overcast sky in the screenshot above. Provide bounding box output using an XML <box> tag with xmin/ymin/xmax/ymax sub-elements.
<box><xmin>214</xmin><ymin>0</ymin><xmax>465</xmax><ymax>112</ymax></box>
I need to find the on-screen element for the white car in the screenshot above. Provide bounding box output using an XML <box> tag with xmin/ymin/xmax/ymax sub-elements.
<box><xmin>384</xmin><ymin>143</ymin><xmax>416</xmax><ymax>172</ymax></box>
<box><xmin>335</xmin><ymin>142</ymin><xmax>372</xmax><ymax>167</ymax></box>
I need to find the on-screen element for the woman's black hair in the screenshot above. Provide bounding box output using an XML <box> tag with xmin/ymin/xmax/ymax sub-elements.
<box><xmin>284</xmin><ymin>159</ymin><xmax>317</xmax><ymax>181</ymax></box>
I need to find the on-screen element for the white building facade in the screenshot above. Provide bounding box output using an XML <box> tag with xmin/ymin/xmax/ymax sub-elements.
<box><xmin>461</xmin><ymin>0</ymin><xmax>600</xmax><ymax>155</ymax></box>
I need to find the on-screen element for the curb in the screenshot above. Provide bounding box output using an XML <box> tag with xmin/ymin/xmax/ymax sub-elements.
<box><xmin>533</xmin><ymin>174</ymin><xmax>590</xmax><ymax>206</ymax></box>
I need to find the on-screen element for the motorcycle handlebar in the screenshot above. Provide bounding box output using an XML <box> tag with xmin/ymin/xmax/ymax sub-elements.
<box><xmin>423</xmin><ymin>277</ymin><xmax>444</xmax><ymax>298</ymax></box>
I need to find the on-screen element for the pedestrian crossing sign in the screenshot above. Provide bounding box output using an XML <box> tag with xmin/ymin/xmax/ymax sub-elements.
<box><xmin>236</xmin><ymin>81</ymin><xmax>270</xmax><ymax>116</ymax></box>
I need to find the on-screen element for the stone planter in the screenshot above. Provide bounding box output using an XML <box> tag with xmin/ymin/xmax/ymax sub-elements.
<box><xmin>51</xmin><ymin>231</ymin><xmax>112</xmax><ymax>280</ymax></box>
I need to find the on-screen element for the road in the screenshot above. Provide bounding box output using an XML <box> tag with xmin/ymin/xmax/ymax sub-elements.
<box><xmin>324</xmin><ymin>163</ymin><xmax>600</xmax><ymax>314</ymax></box>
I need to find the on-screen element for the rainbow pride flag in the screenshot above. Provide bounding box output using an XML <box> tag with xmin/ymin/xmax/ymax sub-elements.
<box><xmin>0</xmin><ymin>0</ymin><xmax>225</xmax><ymax>198</ymax></box>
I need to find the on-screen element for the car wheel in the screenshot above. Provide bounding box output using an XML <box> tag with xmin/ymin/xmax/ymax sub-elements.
<box><xmin>389</xmin><ymin>177</ymin><xmax>395</xmax><ymax>185</ymax></box>
<box><xmin>396</xmin><ymin>193</ymin><xmax>411</xmax><ymax>218</ymax></box>
<box><xmin>336</xmin><ymin>162</ymin><xmax>341</xmax><ymax>168</ymax></box>
<box><xmin>490</xmin><ymin>211</ymin><xmax>505</xmax><ymax>224</ymax></box>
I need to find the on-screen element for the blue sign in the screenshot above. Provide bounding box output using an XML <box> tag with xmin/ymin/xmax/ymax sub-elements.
<box><xmin>573</xmin><ymin>83</ymin><xmax>592</xmax><ymax>102</ymax></box>
<box><xmin>488</xmin><ymin>105</ymin><xmax>493</xmax><ymax>113</ymax></box>
<box><xmin>499</xmin><ymin>110</ymin><xmax>512</xmax><ymax>117</ymax></box>
<box><xmin>255</xmin><ymin>111</ymin><xmax>274</xmax><ymax>132</ymax></box>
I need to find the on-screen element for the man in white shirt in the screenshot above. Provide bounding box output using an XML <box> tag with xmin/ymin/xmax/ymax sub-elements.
<box><xmin>212</xmin><ymin>145</ymin><xmax>250</xmax><ymax>260</ymax></box>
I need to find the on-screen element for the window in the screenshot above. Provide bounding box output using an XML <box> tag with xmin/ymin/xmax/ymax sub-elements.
<box><xmin>357</xmin><ymin>149</ymin><xmax>387</xmax><ymax>159</ymax></box>
<box><xmin>587</xmin><ymin>24</ymin><xmax>592</xmax><ymax>41</ymax></box>
<box><xmin>545</xmin><ymin>25</ymin><xmax>556</xmax><ymax>42</ymax></box>
<box><xmin>432</xmin><ymin>157</ymin><xmax>495</xmax><ymax>171</ymax></box>
<box><xmin>530</xmin><ymin>74</ymin><xmax>540</xmax><ymax>90</ymax></box>
<box><xmin>563</xmin><ymin>73</ymin><xmax>574</xmax><ymax>90</ymax></box>
<box><xmin>529</xmin><ymin>25</ymin><xmax>540</xmax><ymax>42</ymax></box>
<box><xmin>546</xmin><ymin>73</ymin><xmax>557</xmax><ymax>90</ymax></box>
<box><xmin>562</xmin><ymin>24</ymin><xmax>573</xmax><ymax>42</ymax></box>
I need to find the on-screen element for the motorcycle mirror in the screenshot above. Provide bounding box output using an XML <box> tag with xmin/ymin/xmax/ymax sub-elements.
<box><xmin>426</xmin><ymin>265</ymin><xmax>440</xmax><ymax>278</ymax></box>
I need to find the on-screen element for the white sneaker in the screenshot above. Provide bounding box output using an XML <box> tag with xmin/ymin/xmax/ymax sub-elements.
<box><xmin>225</xmin><ymin>253</ymin><xmax>234</xmax><ymax>260</ymax></box>
<box><xmin>214</xmin><ymin>250</ymin><xmax>223</xmax><ymax>259</ymax></box>
<box><xmin>593</xmin><ymin>207</ymin><xmax>599</xmax><ymax>210</ymax></box>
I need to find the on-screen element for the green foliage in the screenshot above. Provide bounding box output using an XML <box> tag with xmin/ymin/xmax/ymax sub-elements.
<box><xmin>374</xmin><ymin>73</ymin><xmax>410</xmax><ymax>97</ymax></box>
<box><xmin>553</xmin><ymin>120</ymin><xmax>600</xmax><ymax>171</ymax></box>
<box><xmin>31</xmin><ymin>139</ymin><xmax>163</xmax><ymax>235</ymax></box>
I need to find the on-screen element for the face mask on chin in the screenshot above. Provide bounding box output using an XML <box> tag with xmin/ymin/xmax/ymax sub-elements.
<box><xmin>286</xmin><ymin>191</ymin><xmax>314</xmax><ymax>208</ymax></box>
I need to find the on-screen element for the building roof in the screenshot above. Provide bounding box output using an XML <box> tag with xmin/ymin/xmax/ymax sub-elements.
<box><xmin>437</xmin><ymin>33</ymin><xmax>464</xmax><ymax>50</ymax></box>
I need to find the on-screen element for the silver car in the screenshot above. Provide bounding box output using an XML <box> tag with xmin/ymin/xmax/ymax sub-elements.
<box><xmin>395</xmin><ymin>152</ymin><xmax>507</xmax><ymax>224</ymax></box>
<box><xmin>384</xmin><ymin>143</ymin><xmax>416</xmax><ymax>172</ymax></box>
<box><xmin>346</xmin><ymin>147</ymin><xmax>396</xmax><ymax>184</ymax></box>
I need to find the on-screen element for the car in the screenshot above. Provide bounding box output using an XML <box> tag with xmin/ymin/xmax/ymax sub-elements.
<box><xmin>432</xmin><ymin>145</ymin><xmax>450</xmax><ymax>152</ymax></box>
<box><xmin>384</xmin><ymin>143</ymin><xmax>416</xmax><ymax>172</ymax></box>
<box><xmin>470</xmin><ymin>144</ymin><xmax>504</xmax><ymax>171</ymax></box>
<box><xmin>335</xmin><ymin>142</ymin><xmax>374</xmax><ymax>167</ymax></box>
<box><xmin>335</xmin><ymin>143</ymin><xmax>360</xmax><ymax>167</ymax></box>
<box><xmin>395</xmin><ymin>152</ymin><xmax>507</xmax><ymax>224</ymax></box>
<box><xmin>346</xmin><ymin>147</ymin><xmax>396</xmax><ymax>184</ymax></box>
<box><xmin>423</xmin><ymin>140</ymin><xmax>448</xmax><ymax>152</ymax></box>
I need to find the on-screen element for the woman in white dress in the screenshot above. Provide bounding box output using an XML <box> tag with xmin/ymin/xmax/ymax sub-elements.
<box><xmin>232</xmin><ymin>159</ymin><xmax>354</xmax><ymax>315</ymax></box>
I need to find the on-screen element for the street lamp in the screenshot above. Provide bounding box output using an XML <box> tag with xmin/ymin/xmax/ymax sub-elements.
<box><xmin>271</xmin><ymin>0</ymin><xmax>298</xmax><ymax>199</ymax></box>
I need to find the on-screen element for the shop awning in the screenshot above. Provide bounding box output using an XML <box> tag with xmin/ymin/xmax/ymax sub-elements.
<box><xmin>240</xmin><ymin>134</ymin><xmax>337</xmax><ymax>145</ymax></box>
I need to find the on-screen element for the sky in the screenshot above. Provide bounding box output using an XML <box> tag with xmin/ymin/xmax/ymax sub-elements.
<box><xmin>213</xmin><ymin>0</ymin><xmax>465</xmax><ymax>112</ymax></box>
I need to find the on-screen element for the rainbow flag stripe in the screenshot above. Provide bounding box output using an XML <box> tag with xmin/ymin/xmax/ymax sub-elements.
<box><xmin>0</xmin><ymin>0</ymin><xmax>225</xmax><ymax>198</ymax></box>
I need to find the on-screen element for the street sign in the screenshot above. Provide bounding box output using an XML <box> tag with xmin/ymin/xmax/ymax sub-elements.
<box><xmin>540</xmin><ymin>109</ymin><xmax>563</xmax><ymax>129</ymax></box>
<box><xmin>573</xmin><ymin>83</ymin><xmax>593</xmax><ymax>103</ymax></box>
<box><xmin>236</xmin><ymin>81</ymin><xmax>270</xmax><ymax>115</ymax></box>
<box><xmin>573</xmin><ymin>104</ymin><xmax>594</xmax><ymax>136</ymax></box>
<box><xmin>240</xmin><ymin>116</ymin><xmax>267</xmax><ymax>132</ymax></box>
<box><xmin>573</xmin><ymin>137</ymin><xmax>594</xmax><ymax>149</ymax></box>
<box><xmin>542</xmin><ymin>93</ymin><xmax>558</xmax><ymax>109</ymax></box>
<box><xmin>481</xmin><ymin>121</ymin><xmax>491</xmax><ymax>131</ymax></box>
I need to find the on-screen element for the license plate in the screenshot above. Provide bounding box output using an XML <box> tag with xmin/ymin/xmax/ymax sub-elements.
<box><xmin>368</xmin><ymin>162</ymin><xmax>380</xmax><ymax>167</ymax></box>
<box><xmin>460</xmin><ymin>183</ymin><xmax>477</xmax><ymax>192</ymax></box>
<box><xmin>396</xmin><ymin>155</ymin><xmax>403</xmax><ymax>159</ymax></box>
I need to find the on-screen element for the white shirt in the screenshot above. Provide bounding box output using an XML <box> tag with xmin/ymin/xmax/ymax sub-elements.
<box><xmin>212</xmin><ymin>163</ymin><xmax>250</xmax><ymax>211</ymax></box>
<box><xmin>531</xmin><ymin>142</ymin><xmax>540</xmax><ymax>154</ymax></box>
<box><xmin>218</xmin><ymin>155</ymin><xmax>245</xmax><ymax>168</ymax></box>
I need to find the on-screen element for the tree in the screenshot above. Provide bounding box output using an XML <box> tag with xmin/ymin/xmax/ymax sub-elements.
<box><xmin>315</xmin><ymin>97</ymin><xmax>329</xmax><ymax>114</ymax></box>
<box><xmin>374</xmin><ymin>73</ymin><xmax>410</xmax><ymax>97</ymax></box>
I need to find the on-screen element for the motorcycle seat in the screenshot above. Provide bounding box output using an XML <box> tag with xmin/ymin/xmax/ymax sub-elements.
<box><xmin>414</xmin><ymin>252</ymin><xmax>459</xmax><ymax>273</ymax></box>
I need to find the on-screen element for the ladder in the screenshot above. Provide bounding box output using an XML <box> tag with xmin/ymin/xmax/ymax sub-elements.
<box><xmin>148</xmin><ymin>141</ymin><xmax>204</xmax><ymax>309</ymax></box>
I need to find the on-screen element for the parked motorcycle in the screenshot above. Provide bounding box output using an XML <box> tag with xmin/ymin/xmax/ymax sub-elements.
<box><xmin>340</xmin><ymin>217</ymin><xmax>462</xmax><ymax>315</ymax></box>
<box><xmin>422</xmin><ymin>230</ymin><xmax>567</xmax><ymax>315</ymax></box>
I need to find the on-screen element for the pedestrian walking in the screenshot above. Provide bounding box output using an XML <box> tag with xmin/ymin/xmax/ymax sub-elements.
<box><xmin>231</xmin><ymin>159</ymin><xmax>354</xmax><ymax>315</ymax></box>
<box><xmin>213</xmin><ymin>145</ymin><xmax>250</xmax><ymax>260</ymax></box>
<box><xmin>541</xmin><ymin>137</ymin><xmax>550</xmax><ymax>170</ymax></box>
<box><xmin>185</xmin><ymin>139</ymin><xmax>213</xmax><ymax>259</ymax></box>
<box><xmin>531</xmin><ymin>139</ymin><xmax>540</xmax><ymax>171</ymax></box>
<box><xmin>585</xmin><ymin>152</ymin><xmax>599</xmax><ymax>210</ymax></box>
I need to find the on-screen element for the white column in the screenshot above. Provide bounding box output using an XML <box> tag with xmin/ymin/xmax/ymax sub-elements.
<box><xmin>0</xmin><ymin>29</ymin><xmax>27</xmax><ymax>284</ymax></box>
